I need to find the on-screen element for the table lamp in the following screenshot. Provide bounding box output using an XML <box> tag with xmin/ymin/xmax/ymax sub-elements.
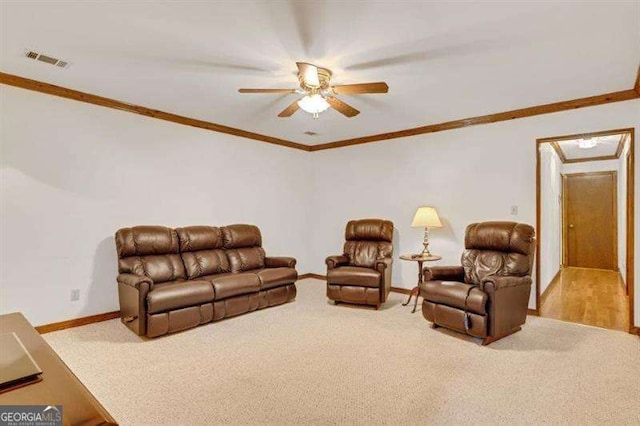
<box><xmin>411</xmin><ymin>206</ymin><xmax>443</xmax><ymax>256</ymax></box>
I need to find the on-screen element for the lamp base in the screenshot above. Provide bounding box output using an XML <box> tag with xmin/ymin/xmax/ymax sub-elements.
<box><xmin>420</xmin><ymin>245</ymin><xmax>432</xmax><ymax>257</ymax></box>
<box><xmin>420</xmin><ymin>227</ymin><xmax>432</xmax><ymax>257</ymax></box>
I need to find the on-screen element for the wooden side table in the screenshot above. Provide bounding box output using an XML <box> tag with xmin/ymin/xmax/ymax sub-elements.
<box><xmin>399</xmin><ymin>254</ymin><xmax>442</xmax><ymax>313</ymax></box>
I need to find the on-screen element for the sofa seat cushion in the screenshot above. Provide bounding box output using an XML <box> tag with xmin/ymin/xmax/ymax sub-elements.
<box><xmin>419</xmin><ymin>280</ymin><xmax>487</xmax><ymax>315</ymax></box>
<box><xmin>147</xmin><ymin>280</ymin><xmax>214</xmax><ymax>314</ymax></box>
<box><xmin>327</xmin><ymin>266</ymin><xmax>380</xmax><ymax>288</ymax></box>
<box><xmin>209</xmin><ymin>273</ymin><xmax>261</xmax><ymax>300</ymax></box>
<box><xmin>254</xmin><ymin>267</ymin><xmax>298</xmax><ymax>290</ymax></box>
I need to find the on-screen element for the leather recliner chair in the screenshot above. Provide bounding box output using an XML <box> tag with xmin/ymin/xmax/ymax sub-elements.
<box><xmin>420</xmin><ymin>222</ymin><xmax>535</xmax><ymax>345</ymax></box>
<box><xmin>325</xmin><ymin>219</ymin><xmax>394</xmax><ymax>309</ymax></box>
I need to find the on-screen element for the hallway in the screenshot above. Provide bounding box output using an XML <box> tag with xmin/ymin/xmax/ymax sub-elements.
<box><xmin>540</xmin><ymin>267</ymin><xmax>630</xmax><ymax>332</ymax></box>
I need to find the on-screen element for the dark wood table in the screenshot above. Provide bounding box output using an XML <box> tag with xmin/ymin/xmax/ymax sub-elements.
<box><xmin>399</xmin><ymin>254</ymin><xmax>442</xmax><ymax>313</ymax></box>
<box><xmin>0</xmin><ymin>312</ymin><xmax>117</xmax><ymax>426</ymax></box>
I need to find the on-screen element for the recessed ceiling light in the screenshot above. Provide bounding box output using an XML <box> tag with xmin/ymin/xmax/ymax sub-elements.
<box><xmin>578</xmin><ymin>137</ymin><xmax>597</xmax><ymax>149</ymax></box>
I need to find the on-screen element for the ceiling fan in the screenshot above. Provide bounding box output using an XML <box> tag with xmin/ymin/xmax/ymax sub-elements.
<box><xmin>238</xmin><ymin>62</ymin><xmax>389</xmax><ymax>119</ymax></box>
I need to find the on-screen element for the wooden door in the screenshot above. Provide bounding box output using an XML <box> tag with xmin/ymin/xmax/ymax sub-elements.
<box><xmin>563</xmin><ymin>171</ymin><xmax>617</xmax><ymax>270</ymax></box>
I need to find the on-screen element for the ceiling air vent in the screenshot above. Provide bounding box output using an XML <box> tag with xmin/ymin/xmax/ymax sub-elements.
<box><xmin>24</xmin><ymin>50</ymin><xmax>70</xmax><ymax>69</ymax></box>
<box><xmin>304</xmin><ymin>131</ymin><xmax>319</xmax><ymax>136</ymax></box>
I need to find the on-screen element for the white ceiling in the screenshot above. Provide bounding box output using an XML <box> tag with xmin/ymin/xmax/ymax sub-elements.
<box><xmin>558</xmin><ymin>134</ymin><xmax>623</xmax><ymax>160</ymax></box>
<box><xmin>1</xmin><ymin>1</ymin><xmax>639</xmax><ymax>145</ymax></box>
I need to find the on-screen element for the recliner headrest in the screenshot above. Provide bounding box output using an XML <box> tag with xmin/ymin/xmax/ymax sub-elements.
<box><xmin>345</xmin><ymin>219</ymin><xmax>394</xmax><ymax>242</ymax></box>
<box><xmin>115</xmin><ymin>226</ymin><xmax>180</xmax><ymax>258</ymax></box>
<box><xmin>222</xmin><ymin>224</ymin><xmax>262</xmax><ymax>248</ymax></box>
<box><xmin>465</xmin><ymin>222</ymin><xmax>535</xmax><ymax>255</ymax></box>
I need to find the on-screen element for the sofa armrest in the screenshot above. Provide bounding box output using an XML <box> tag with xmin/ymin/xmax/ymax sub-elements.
<box><xmin>326</xmin><ymin>255</ymin><xmax>349</xmax><ymax>270</ymax></box>
<box><xmin>265</xmin><ymin>256</ymin><xmax>297</xmax><ymax>268</ymax></box>
<box><xmin>423</xmin><ymin>266</ymin><xmax>465</xmax><ymax>282</ymax></box>
<box><xmin>117</xmin><ymin>273</ymin><xmax>152</xmax><ymax>336</ymax></box>
<box><xmin>117</xmin><ymin>273</ymin><xmax>153</xmax><ymax>290</ymax></box>
<box><xmin>481</xmin><ymin>275</ymin><xmax>531</xmax><ymax>292</ymax></box>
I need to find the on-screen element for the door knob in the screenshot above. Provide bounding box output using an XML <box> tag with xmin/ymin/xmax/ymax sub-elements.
<box><xmin>569</xmin><ymin>224</ymin><xmax>574</xmax><ymax>228</ymax></box>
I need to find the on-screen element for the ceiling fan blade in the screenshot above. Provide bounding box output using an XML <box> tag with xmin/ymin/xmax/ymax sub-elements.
<box><xmin>326</xmin><ymin>97</ymin><xmax>360</xmax><ymax>118</ymax></box>
<box><xmin>331</xmin><ymin>82</ymin><xmax>389</xmax><ymax>95</ymax></box>
<box><xmin>277</xmin><ymin>100</ymin><xmax>301</xmax><ymax>117</ymax></box>
<box><xmin>239</xmin><ymin>88</ymin><xmax>297</xmax><ymax>94</ymax></box>
<box><xmin>296</xmin><ymin>62</ymin><xmax>320</xmax><ymax>87</ymax></box>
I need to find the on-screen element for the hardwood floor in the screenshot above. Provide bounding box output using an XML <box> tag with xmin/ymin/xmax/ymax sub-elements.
<box><xmin>540</xmin><ymin>267</ymin><xmax>629</xmax><ymax>331</ymax></box>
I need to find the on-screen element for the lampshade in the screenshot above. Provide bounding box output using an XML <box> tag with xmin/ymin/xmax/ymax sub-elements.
<box><xmin>298</xmin><ymin>94</ymin><xmax>330</xmax><ymax>115</ymax></box>
<box><xmin>411</xmin><ymin>206</ymin><xmax>443</xmax><ymax>228</ymax></box>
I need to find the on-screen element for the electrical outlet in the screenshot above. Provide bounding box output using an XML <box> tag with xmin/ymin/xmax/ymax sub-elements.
<box><xmin>510</xmin><ymin>205</ymin><xmax>518</xmax><ymax>216</ymax></box>
<box><xmin>70</xmin><ymin>289</ymin><xmax>80</xmax><ymax>302</ymax></box>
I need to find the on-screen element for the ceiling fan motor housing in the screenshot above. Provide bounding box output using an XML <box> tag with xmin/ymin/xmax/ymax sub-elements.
<box><xmin>298</xmin><ymin>66</ymin><xmax>332</xmax><ymax>91</ymax></box>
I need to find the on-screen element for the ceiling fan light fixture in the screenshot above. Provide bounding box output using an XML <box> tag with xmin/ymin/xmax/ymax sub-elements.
<box><xmin>239</xmin><ymin>62</ymin><xmax>383</xmax><ymax>118</ymax></box>
<box><xmin>578</xmin><ymin>137</ymin><xmax>597</xmax><ymax>149</ymax></box>
<box><xmin>297</xmin><ymin>94</ymin><xmax>330</xmax><ymax>118</ymax></box>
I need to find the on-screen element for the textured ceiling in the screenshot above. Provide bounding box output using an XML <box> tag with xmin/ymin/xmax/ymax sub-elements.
<box><xmin>1</xmin><ymin>1</ymin><xmax>639</xmax><ymax>144</ymax></box>
<box><xmin>559</xmin><ymin>135</ymin><xmax>623</xmax><ymax>160</ymax></box>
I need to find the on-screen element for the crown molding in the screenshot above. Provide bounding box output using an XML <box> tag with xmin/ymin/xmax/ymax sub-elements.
<box><xmin>0</xmin><ymin>72</ymin><xmax>311</xmax><ymax>152</ymax></box>
<box><xmin>550</xmin><ymin>141</ymin><xmax>568</xmax><ymax>163</ymax></box>
<box><xmin>2</xmin><ymin>70</ymin><xmax>639</xmax><ymax>153</ymax></box>
<box><xmin>309</xmin><ymin>89</ymin><xmax>639</xmax><ymax>151</ymax></box>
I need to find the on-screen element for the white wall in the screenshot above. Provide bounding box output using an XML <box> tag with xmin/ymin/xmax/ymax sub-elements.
<box><xmin>0</xmin><ymin>86</ymin><xmax>311</xmax><ymax>326</ymax></box>
<box><xmin>1</xmin><ymin>86</ymin><xmax>639</xmax><ymax>328</ymax></box>
<box><xmin>618</xmin><ymin>138</ymin><xmax>631</xmax><ymax>283</ymax></box>
<box><xmin>539</xmin><ymin>144</ymin><xmax>562</xmax><ymax>294</ymax></box>
<box><xmin>561</xmin><ymin>159</ymin><xmax>619</xmax><ymax>174</ymax></box>
<box><xmin>308</xmin><ymin>99</ymin><xmax>640</xmax><ymax>321</ymax></box>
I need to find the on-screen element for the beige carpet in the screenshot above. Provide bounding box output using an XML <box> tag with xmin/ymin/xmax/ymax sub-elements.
<box><xmin>45</xmin><ymin>279</ymin><xmax>640</xmax><ymax>425</ymax></box>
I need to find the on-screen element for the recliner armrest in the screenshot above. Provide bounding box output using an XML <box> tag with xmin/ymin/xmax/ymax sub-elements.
<box><xmin>117</xmin><ymin>273</ymin><xmax>153</xmax><ymax>290</ymax></box>
<box><xmin>375</xmin><ymin>257</ymin><xmax>393</xmax><ymax>273</ymax></box>
<box><xmin>481</xmin><ymin>275</ymin><xmax>531</xmax><ymax>292</ymax></box>
<box><xmin>423</xmin><ymin>266</ymin><xmax>465</xmax><ymax>282</ymax></box>
<box><xmin>265</xmin><ymin>256</ymin><xmax>297</xmax><ymax>268</ymax></box>
<box><xmin>326</xmin><ymin>255</ymin><xmax>349</xmax><ymax>270</ymax></box>
<box><xmin>376</xmin><ymin>257</ymin><xmax>393</xmax><ymax>303</ymax></box>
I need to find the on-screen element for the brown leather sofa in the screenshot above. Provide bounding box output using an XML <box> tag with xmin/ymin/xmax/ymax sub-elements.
<box><xmin>326</xmin><ymin>219</ymin><xmax>394</xmax><ymax>309</ymax></box>
<box><xmin>420</xmin><ymin>222</ymin><xmax>535</xmax><ymax>345</ymax></box>
<box><xmin>115</xmin><ymin>224</ymin><xmax>297</xmax><ymax>337</ymax></box>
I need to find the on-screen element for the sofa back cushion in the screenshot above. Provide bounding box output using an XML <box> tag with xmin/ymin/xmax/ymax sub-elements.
<box><xmin>461</xmin><ymin>222</ymin><xmax>535</xmax><ymax>285</ymax></box>
<box><xmin>221</xmin><ymin>224</ymin><xmax>265</xmax><ymax>272</ymax></box>
<box><xmin>343</xmin><ymin>219</ymin><xmax>394</xmax><ymax>268</ymax></box>
<box><xmin>115</xmin><ymin>226</ymin><xmax>186</xmax><ymax>283</ymax></box>
<box><xmin>226</xmin><ymin>247</ymin><xmax>266</xmax><ymax>272</ymax></box>
<box><xmin>176</xmin><ymin>226</ymin><xmax>231</xmax><ymax>279</ymax></box>
<box><xmin>222</xmin><ymin>224</ymin><xmax>262</xmax><ymax>248</ymax></box>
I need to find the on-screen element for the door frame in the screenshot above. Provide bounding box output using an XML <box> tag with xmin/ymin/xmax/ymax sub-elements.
<box><xmin>561</xmin><ymin>171</ymin><xmax>618</xmax><ymax>270</ymax></box>
<box><xmin>535</xmin><ymin>128</ymin><xmax>635</xmax><ymax>334</ymax></box>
